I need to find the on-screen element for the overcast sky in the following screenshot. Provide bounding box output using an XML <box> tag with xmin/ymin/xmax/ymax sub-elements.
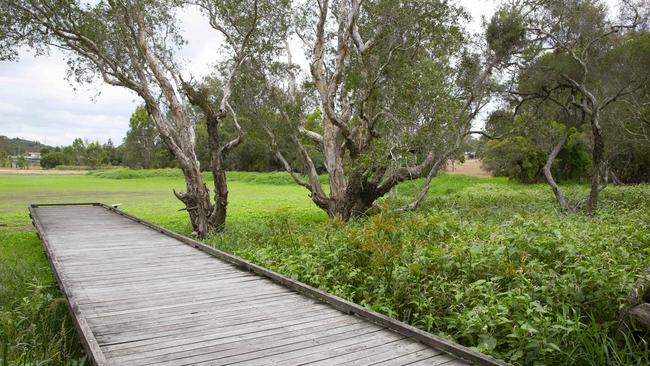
<box><xmin>0</xmin><ymin>1</ymin><xmax>502</xmax><ymax>147</ymax></box>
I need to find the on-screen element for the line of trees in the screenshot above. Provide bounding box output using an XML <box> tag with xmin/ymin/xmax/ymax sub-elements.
<box><xmin>2</xmin><ymin>0</ymin><xmax>649</xmax><ymax>235</ymax></box>
<box><xmin>39</xmin><ymin>138</ymin><xmax>120</xmax><ymax>169</ymax></box>
<box><xmin>34</xmin><ymin>103</ymin><xmax>300</xmax><ymax>172</ymax></box>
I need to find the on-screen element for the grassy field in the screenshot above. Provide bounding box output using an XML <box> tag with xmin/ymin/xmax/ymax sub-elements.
<box><xmin>1</xmin><ymin>170</ymin><xmax>649</xmax><ymax>365</ymax></box>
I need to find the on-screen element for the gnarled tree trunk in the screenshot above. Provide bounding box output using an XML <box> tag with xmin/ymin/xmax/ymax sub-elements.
<box><xmin>322</xmin><ymin>117</ymin><xmax>347</xmax><ymax>204</ymax></box>
<box><xmin>544</xmin><ymin>130</ymin><xmax>570</xmax><ymax>211</ymax></box>
<box><xmin>180</xmin><ymin>81</ymin><xmax>243</xmax><ymax>235</ymax></box>
<box><xmin>328</xmin><ymin>173</ymin><xmax>383</xmax><ymax>220</ymax></box>
<box><xmin>174</xmin><ymin>163</ymin><xmax>214</xmax><ymax>236</ymax></box>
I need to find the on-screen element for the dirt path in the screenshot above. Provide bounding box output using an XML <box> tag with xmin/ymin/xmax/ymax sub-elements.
<box><xmin>445</xmin><ymin>159</ymin><xmax>491</xmax><ymax>178</ymax></box>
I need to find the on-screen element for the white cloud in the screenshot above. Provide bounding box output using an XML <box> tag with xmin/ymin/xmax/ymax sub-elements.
<box><xmin>0</xmin><ymin>49</ymin><xmax>139</xmax><ymax>146</ymax></box>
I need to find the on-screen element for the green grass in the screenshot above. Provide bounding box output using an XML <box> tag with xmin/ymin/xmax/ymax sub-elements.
<box><xmin>1</xmin><ymin>169</ymin><xmax>649</xmax><ymax>365</ymax></box>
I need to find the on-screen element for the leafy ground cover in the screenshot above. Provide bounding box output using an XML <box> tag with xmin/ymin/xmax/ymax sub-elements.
<box><xmin>1</xmin><ymin>170</ymin><xmax>649</xmax><ymax>365</ymax></box>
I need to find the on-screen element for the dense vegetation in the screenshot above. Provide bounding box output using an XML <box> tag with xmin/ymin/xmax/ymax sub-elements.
<box><xmin>210</xmin><ymin>176</ymin><xmax>650</xmax><ymax>364</ymax></box>
<box><xmin>479</xmin><ymin>9</ymin><xmax>650</xmax><ymax>213</ymax></box>
<box><xmin>38</xmin><ymin>138</ymin><xmax>121</xmax><ymax>170</ymax></box>
<box><xmin>0</xmin><ymin>232</ymin><xmax>85</xmax><ymax>365</ymax></box>
<box><xmin>481</xmin><ymin>115</ymin><xmax>593</xmax><ymax>184</ymax></box>
<box><xmin>1</xmin><ymin>171</ymin><xmax>649</xmax><ymax>365</ymax></box>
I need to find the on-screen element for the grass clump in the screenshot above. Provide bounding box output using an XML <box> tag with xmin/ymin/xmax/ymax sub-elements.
<box><xmin>0</xmin><ymin>232</ymin><xmax>85</xmax><ymax>365</ymax></box>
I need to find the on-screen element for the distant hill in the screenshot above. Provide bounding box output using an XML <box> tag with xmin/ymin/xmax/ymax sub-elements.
<box><xmin>0</xmin><ymin>135</ymin><xmax>52</xmax><ymax>155</ymax></box>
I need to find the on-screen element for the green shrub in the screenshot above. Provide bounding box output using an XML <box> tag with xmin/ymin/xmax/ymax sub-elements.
<box><xmin>39</xmin><ymin>152</ymin><xmax>67</xmax><ymax>169</ymax></box>
<box><xmin>482</xmin><ymin>131</ymin><xmax>592</xmax><ymax>184</ymax></box>
<box><xmin>482</xmin><ymin>136</ymin><xmax>545</xmax><ymax>183</ymax></box>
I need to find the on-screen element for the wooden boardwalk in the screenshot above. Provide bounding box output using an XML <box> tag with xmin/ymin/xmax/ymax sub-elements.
<box><xmin>29</xmin><ymin>203</ymin><xmax>505</xmax><ymax>366</ymax></box>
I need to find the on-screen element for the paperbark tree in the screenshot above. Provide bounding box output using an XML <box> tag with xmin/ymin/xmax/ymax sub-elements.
<box><xmin>1</xmin><ymin>0</ymin><xmax>214</xmax><ymax>235</ymax></box>
<box><xmin>266</xmin><ymin>0</ymin><xmax>502</xmax><ymax>219</ymax></box>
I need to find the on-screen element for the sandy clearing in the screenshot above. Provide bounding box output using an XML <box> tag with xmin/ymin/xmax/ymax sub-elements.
<box><xmin>445</xmin><ymin>159</ymin><xmax>492</xmax><ymax>178</ymax></box>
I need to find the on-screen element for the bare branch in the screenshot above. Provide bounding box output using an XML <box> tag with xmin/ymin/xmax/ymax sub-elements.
<box><xmin>219</xmin><ymin>101</ymin><xmax>244</xmax><ymax>154</ymax></box>
<box><xmin>263</xmin><ymin>126</ymin><xmax>311</xmax><ymax>190</ymax></box>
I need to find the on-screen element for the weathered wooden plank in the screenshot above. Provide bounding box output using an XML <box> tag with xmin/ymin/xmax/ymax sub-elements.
<box><xmin>239</xmin><ymin>333</ymin><xmax>407</xmax><ymax>366</ymax></box>
<box><xmin>371</xmin><ymin>348</ymin><xmax>459</xmax><ymax>366</ymax></box>
<box><xmin>85</xmin><ymin>291</ymin><xmax>293</xmax><ymax>324</ymax></box>
<box><xmin>117</xmin><ymin>318</ymin><xmax>379</xmax><ymax>365</ymax></box>
<box><xmin>61</xmin><ymin>261</ymin><xmax>233</xmax><ymax>276</ymax></box>
<box><xmin>73</xmin><ymin>270</ymin><xmax>258</xmax><ymax>291</ymax></box>
<box><xmin>56</xmin><ymin>253</ymin><xmax>211</xmax><ymax>267</ymax></box>
<box><xmin>93</xmin><ymin>298</ymin><xmax>331</xmax><ymax>338</ymax></box>
<box><xmin>104</xmin><ymin>316</ymin><xmax>350</xmax><ymax>360</ymax></box>
<box><xmin>85</xmin><ymin>288</ymin><xmax>292</xmax><ymax>319</ymax></box>
<box><xmin>95</xmin><ymin>303</ymin><xmax>342</xmax><ymax>345</ymax></box>
<box><xmin>305</xmin><ymin>338</ymin><xmax>432</xmax><ymax>366</ymax></box>
<box><xmin>81</xmin><ymin>285</ymin><xmax>284</xmax><ymax>316</ymax></box>
<box><xmin>62</xmin><ymin>264</ymin><xmax>235</xmax><ymax>281</ymax></box>
<box><xmin>102</xmin><ymin>312</ymin><xmax>347</xmax><ymax>355</ymax></box>
<box><xmin>154</xmin><ymin>326</ymin><xmax>391</xmax><ymax>366</ymax></box>
<box><xmin>30</xmin><ymin>203</ymin><xmax>503</xmax><ymax>366</ymax></box>
<box><xmin>90</xmin><ymin>293</ymin><xmax>309</xmax><ymax>332</ymax></box>
<box><xmin>64</xmin><ymin>260</ymin><xmax>232</xmax><ymax>274</ymax></box>
<box><xmin>65</xmin><ymin>267</ymin><xmax>240</xmax><ymax>284</ymax></box>
<box><xmin>76</xmin><ymin>277</ymin><xmax>267</xmax><ymax>305</ymax></box>
<box><xmin>108</xmin><ymin>316</ymin><xmax>369</xmax><ymax>364</ymax></box>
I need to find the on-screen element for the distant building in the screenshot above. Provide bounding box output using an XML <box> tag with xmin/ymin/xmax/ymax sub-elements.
<box><xmin>25</xmin><ymin>152</ymin><xmax>41</xmax><ymax>162</ymax></box>
<box><xmin>10</xmin><ymin>152</ymin><xmax>41</xmax><ymax>168</ymax></box>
